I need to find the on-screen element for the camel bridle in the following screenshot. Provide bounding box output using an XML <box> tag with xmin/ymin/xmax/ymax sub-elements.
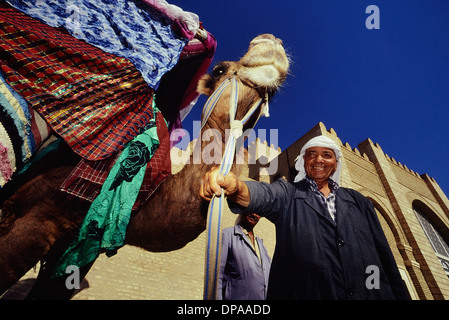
<box><xmin>201</xmin><ymin>74</ymin><xmax>269</xmax><ymax>133</ymax></box>
<box><xmin>201</xmin><ymin>74</ymin><xmax>269</xmax><ymax>300</ymax></box>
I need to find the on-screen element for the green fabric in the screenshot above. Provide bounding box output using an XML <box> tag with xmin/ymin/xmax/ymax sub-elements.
<box><xmin>53</xmin><ymin>102</ymin><xmax>160</xmax><ymax>278</ymax></box>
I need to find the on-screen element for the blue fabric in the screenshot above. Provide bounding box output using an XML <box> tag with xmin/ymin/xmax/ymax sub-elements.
<box><xmin>217</xmin><ymin>225</ymin><xmax>271</xmax><ymax>300</ymax></box>
<box><xmin>6</xmin><ymin>0</ymin><xmax>189</xmax><ymax>89</ymax></box>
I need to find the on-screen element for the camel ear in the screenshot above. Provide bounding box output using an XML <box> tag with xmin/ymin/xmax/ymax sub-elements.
<box><xmin>197</xmin><ymin>74</ymin><xmax>214</xmax><ymax>96</ymax></box>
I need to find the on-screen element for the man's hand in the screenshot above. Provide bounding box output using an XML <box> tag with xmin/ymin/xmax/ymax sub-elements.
<box><xmin>199</xmin><ymin>167</ymin><xmax>250</xmax><ymax>207</ymax></box>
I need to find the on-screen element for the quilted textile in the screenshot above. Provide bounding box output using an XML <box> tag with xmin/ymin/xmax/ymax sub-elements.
<box><xmin>0</xmin><ymin>71</ymin><xmax>51</xmax><ymax>187</ymax></box>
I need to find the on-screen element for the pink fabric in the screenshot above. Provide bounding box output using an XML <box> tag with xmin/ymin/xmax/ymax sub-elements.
<box><xmin>0</xmin><ymin>141</ymin><xmax>13</xmax><ymax>182</ymax></box>
<box><xmin>140</xmin><ymin>0</ymin><xmax>198</xmax><ymax>40</ymax></box>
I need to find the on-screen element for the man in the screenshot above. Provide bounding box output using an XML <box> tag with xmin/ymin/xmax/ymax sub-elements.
<box><xmin>200</xmin><ymin>135</ymin><xmax>410</xmax><ymax>300</ymax></box>
<box><xmin>218</xmin><ymin>212</ymin><xmax>271</xmax><ymax>300</ymax></box>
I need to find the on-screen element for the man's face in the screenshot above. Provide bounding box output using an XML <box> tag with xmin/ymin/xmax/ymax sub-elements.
<box><xmin>241</xmin><ymin>213</ymin><xmax>260</xmax><ymax>230</ymax></box>
<box><xmin>303</xmin><ymin>146</ymin><xmax>337</xmax><ymax>182</ymax></box>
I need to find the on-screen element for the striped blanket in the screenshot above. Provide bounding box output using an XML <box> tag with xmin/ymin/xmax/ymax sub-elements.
<box><xmin>0</xmin><ymin>71</ymin><xmax>51</xmax><ymax>186</ymax></box>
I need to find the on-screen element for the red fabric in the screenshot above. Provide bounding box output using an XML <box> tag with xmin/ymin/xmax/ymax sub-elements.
<box><xmin>61</xmin><ymin>110</ymin><xmax>171</xmax><ymax>212</ymax></box>
<box><xmin>136</xmin><ymin>110</ymin><xmax>171</xmax><ymax>209</ymax></box>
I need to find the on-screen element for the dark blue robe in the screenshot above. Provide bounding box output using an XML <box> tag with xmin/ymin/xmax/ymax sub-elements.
<box><xmin>229</xmin><ymin>179</ymin><xmax>410</xmax><ymax>300</ymax></box>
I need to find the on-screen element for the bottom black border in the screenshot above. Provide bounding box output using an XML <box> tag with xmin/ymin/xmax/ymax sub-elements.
<box><xmin>0</xmin><ymin>300</ymin><xmax>446</xmax><ymax>319</ymax></box>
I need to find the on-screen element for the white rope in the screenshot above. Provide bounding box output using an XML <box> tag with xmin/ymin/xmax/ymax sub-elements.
<box><xmin>202</xmin><ymin>75</ymin><xmax>266</xmax><ymax>300</ymax></box>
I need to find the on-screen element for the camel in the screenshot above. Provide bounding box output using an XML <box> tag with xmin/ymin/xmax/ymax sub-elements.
<box><xmin>0</xmin><ymin>33</ymin><xmax>289</xmax><ymax>299</ymax></box>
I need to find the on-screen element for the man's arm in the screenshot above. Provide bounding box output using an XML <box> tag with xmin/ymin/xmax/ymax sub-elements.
<box><xmin>200</xmin><ymin>167</ymin><xmax>294</xmax><ymax>224</ymax></box>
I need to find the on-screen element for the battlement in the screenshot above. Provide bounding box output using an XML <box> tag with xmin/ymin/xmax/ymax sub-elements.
<box><xmin>248</xmin><ymin>137</ymin><xmax>282</xmax><ymax>163</ymax></box>
<box><xmin>327</xmin><ymin>127</ymin><xmax>431</xmax><ymax>182</ymax></box>
<box><xmin>384</xmin><ymin>153</ymin><xmax>423</xmax><ymax>179</ymax></box>
<box><xmin>340</xmin><ymin>141</ymin><xmax>371</xmax><ymax>161</ymax></box>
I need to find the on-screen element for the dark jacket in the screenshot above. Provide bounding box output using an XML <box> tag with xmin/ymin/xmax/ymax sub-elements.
<box><xmin>217</xmin><ymin>225</ymin><xmax>271</xmax><ymax>300</ymax></box>
<box><xmin>230</xmin><ymin>178</ymin><xmax>410</xmax><ymax>300</ymax></box>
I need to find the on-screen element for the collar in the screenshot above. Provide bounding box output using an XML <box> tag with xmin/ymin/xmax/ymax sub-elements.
<box><xmin>235</xmin><ymin>224</ymin><xmax>256</xmax><ymax>238</ymax></box>
<box><xmin>305</xmin><ymin>176</ymin><xmax>339</xmax><ymax>194</ymax></box>
<box><xmin>295</xmin><ymin>179</ymin><xmax>359</xmax><ymax>226</ymax></box>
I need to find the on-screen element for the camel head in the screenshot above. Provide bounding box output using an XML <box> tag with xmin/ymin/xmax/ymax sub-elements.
<box><xmin>197</xmin><ymin>34</ymin><xmax>290</xmax><ymax>133</ymax></box>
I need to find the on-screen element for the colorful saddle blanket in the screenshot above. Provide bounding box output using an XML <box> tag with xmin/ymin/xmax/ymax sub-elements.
<box><xmin>0</xmin><ymin>1</ymin><xmax>216</xmax><ymax>191</ymax></box>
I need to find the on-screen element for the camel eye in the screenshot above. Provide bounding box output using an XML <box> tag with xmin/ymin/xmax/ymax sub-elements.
<box><xmin>211</xmin><ymin>63</ymin><xmax>228</xmax><ymax>79</ymax></box>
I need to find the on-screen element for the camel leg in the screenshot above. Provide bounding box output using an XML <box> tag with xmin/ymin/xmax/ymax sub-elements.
<box><xmin>0</xmin><ymin>165</ymin><xmax>89</xmax><ymax>298</ymax></box>
<box><xmin>0</xmin><ymin>204</ymin><xmax>90</xmax><ymax>298</ymax></box>
<box><xmin>0</xmin><ymin>198</ymin><xmax>88</xmax><ymax>296</ymax></box>
<box><xmin>26</xmin><ymin>258</ymin><xmax>94</xmax><ymax>300</ymax></box>
<box><xmin>0</xmin><ymin>212</ymin><xmax>55</xmax><ymax>296</ymax></box>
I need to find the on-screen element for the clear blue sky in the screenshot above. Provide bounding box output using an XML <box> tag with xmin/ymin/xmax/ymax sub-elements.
<box><xmin>171</xmin><ymin>0</ymin><xmax>449</xmax><ymax>196</ymax></box>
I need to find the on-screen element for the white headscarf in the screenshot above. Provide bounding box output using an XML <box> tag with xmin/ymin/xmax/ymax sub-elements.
<box><xmin>293</xmin><ymin>135</ymin><xmax>342</xmax><ymax>184</ymax></box>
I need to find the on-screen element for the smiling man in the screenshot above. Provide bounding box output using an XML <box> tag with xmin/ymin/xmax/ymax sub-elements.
<box><xmin>200</xmin><ymin>135</ymin><xmax>410</xmax><ymax>300</ymax></box>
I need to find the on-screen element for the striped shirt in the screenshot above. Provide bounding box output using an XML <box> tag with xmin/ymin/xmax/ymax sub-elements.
<box><xmin>306</xmin><ymin>177</ymin><xmax>339</xmax><ymax>223</ymax></box>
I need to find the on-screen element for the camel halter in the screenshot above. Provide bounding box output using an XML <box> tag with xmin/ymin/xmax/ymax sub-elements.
<box><xmin>201</xmin><ymin>75</ymin><xmax>269</xmax><ymax>300</ymax></box>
